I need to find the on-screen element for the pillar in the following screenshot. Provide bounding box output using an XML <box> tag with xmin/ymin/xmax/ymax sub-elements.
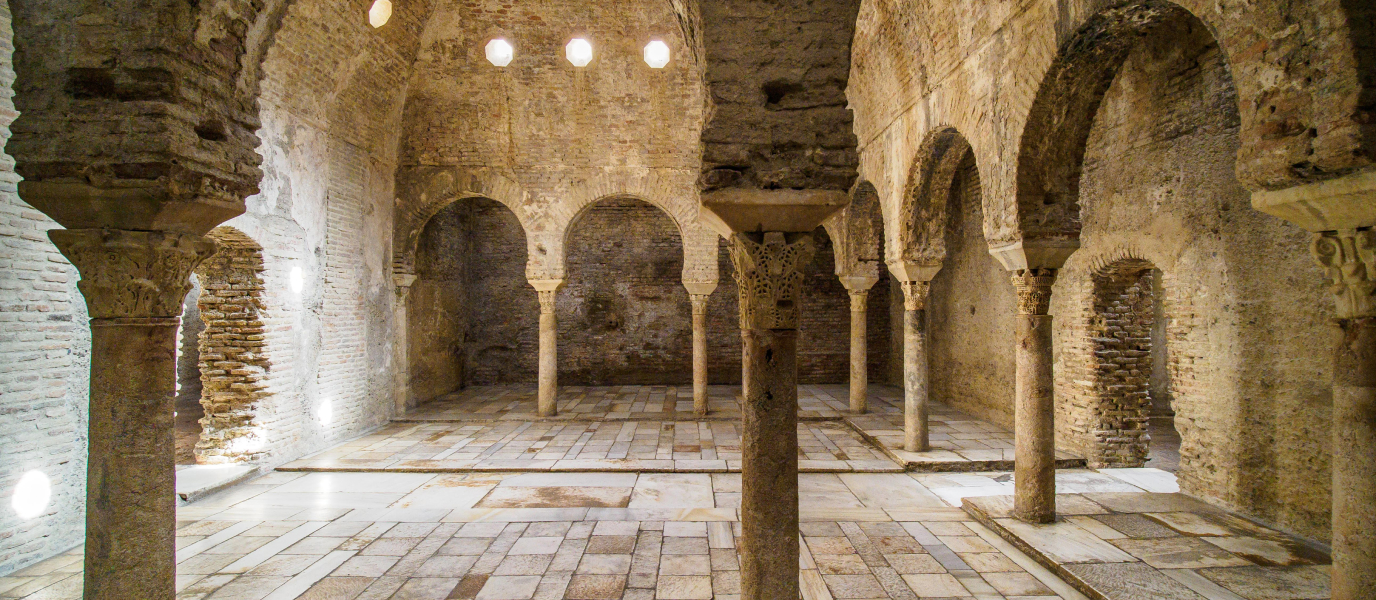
<box><xmin>840</xmin><ymin>276</ymin><xmax>878</xmax><ymax>414</ymax></box>
<box><xmin>50</xmin><ymin>229</ymin><xmax>216</xmax><ymax>600</ymax></box>
<box><xmin>901</xmin><ymin>281</ymin><xmax>930</xmax><ymax>451</ymax></box>
<box><xmin>393</xmin><ymin>271</ymin><xmax>417</xmax><ymax>415</ymax></box>
<box><xmin>730</xmin><ymin>231</ymin><xmax>816</xmax><ymax>600</ymax></box>
<box><xmin>685</xmin><ymin>282</ymin><xmax>717</xmax><ymax>416</ymax></box>
<box><xmin>1012</xmin><ymin>268</ymin><xmax>1058</xmax><ymax>524</ymax></box>
<box><xmin>1313</xmin><ymin>229</ymin><xmax>1376</xmax><ymax>600</ymax></box>
<box><xmin>532</xmin><ymin>279</ymin><xmax>564</xmax><ymax>418</ymax></box>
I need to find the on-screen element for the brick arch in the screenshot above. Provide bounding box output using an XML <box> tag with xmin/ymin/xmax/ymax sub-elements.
<box><xmin>895</xmin><ymin>127</ymin><xmax>973</xmax><ymax>267</ymax></box>
<box><xmin>393</xmin><ymin>168</ymin><xmax>533</xmax><ymax>276</ymax></box>
<box><xmin>1011</xmin><ymin>2</ymin><xmax>1229</xmax><ymax>267</ymax></box>
<box><xmin>194</xmin><ymin>226</ymin><xmax>270</xmax><ymax>464</ymax></box>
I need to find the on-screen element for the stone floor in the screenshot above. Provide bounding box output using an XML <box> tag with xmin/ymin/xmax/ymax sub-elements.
<box><xmin>964</xmin><ymin>493</ymin><xmax>1331</xmax><ymax>600</ymax></box>
<box><xmin>3</xmin><ymin>469</ymin><xmax>1174</xmax><ymax>600</ymax></box>
<box><xmin>302</xmin><ymin>385</ymin><xmax>1085</xmax><ymax>473</ymax></box>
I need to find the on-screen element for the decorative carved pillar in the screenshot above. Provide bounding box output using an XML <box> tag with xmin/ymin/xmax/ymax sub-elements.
<box><xmin>900</xmin><ymin>280</ymin><xmax>931</xmax><ymax>451</ymax></box>
<box><xmin>1012</xmin><ymin>268</ymin><xmax>1058</xmax><ymax>524</ymax></box>
<box><xmin>689</xmin><ymin>292</ymin><xmax>713</xmax><ymax>416</ymax></box>
<box><xmin>729</xmin><ymin>231</ymin><xmax>815</xmax><ymax>600</ymax></box>
<box><xmin>1313</xmin><ymin>229</ymin><xmax>1376</xmax><ymax>600</ymax></box>
<box><xmin>532</xmin><ymin>279</ymin><xmax>565</xmax><ymax>417</ymax></box>
<box><xmin>50</xmin><ymin>229</ymin><xmax>216</xmax><ymax>600</ymax></box>
<box><xmin>393</xmin><ymin>272</ymin><xmax>417</xmax><ymax>415</ymax></box>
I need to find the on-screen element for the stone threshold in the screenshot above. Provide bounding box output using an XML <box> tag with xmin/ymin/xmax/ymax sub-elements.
<box><xmin>840</xmin><ymin>418</ymin><xmax>1089</xmax><ymax>473</ymax></box>
<box><xmin>962</xmin><ymin>493</ymin><xmax>1332</xmax><ymax>600</ymax></box>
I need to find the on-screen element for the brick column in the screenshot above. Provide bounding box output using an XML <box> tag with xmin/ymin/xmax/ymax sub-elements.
<box><xmin>1012</xmin><ymin>268</ymin><xmax>1058</xmax><ymax>524</ymax></box>
<box><xmin>531</xmin><ymin>279</ymin><xmax>564</xmax><ymax>417</ymax></box>
<box><xmin>1313</xmin><ymin>229</ymin><xmax>1376</xmax><ymax>600</ymax></box>
<box><xmin>840</xmin><ymin>276</ymin><xmax>878</xmax><ymax>414</ymax></box>
<box><xmin>730</xmin><ymin>231</ymin><xmax>815</xmax><ymax>600</ymax></box>
<box><xmin>393</xmin><ymin>272</ymin><xmax>417</xmax><ymax>415</ymax></box>
<box><xmin>50</xmin><ymin>229</ymin><xmax>216</xmax><ymax>600</ymax></box>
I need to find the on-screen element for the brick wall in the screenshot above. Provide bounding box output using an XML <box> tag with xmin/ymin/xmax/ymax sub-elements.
<box><xmin>0</xmin><ymin>0</ymin><xmax>90</xmax><ymax>574</ymax></box>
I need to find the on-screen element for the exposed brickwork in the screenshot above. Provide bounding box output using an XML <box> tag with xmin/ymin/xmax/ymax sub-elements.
<box><xmin>194</xmin><ymin>227</ymin><xmax>270</xmax><ymax>464</ymax></box>
<box><xmin>0</xmin><ymin>1</ymin><xmax>89</xmax><ymax>575</ymax></box>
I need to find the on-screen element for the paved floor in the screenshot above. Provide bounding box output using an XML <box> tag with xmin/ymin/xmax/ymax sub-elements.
<box><xmin>1</xmin><ymin>468</ymin><xmax>1176</xmax><ymax>599</ymax></box>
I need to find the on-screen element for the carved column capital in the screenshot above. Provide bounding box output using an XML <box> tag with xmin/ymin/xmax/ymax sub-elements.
<box><xmin>1313</xmin><ymin>229</ymin><xmax>1376</xmax><ymax>319</ymax></box>
<box><xmin>730</xmin><ymin>231</ymin><xmax>816</xmax><ymax>330</ymax></box>
<box><xmin>50</xmin><ymin>229</ymin><xmax>216</xmax><ymax>320</ymax></box>
<box><xmin>848</xmin><ymin>288</ymin><xmax>870</xmax><ymax>312</ymax></box>
<box><xmin>1012</xmin><ymin>268</ymin><xmax>1058</xmax><ymax>316</ymax></box>
<box><xmin>690</xmin><ymin>294</ymin><xmax>711</xmax><ymax>316</ymax></box>
<box><xmin>900</xmin><ymin>281</ymin><xmax>930</xmax><ymax>312</ymax></box>
<box><xmin>394</xmin><ymin>272</ymin><xmax>418</xmax><ymax>301</ymax></box>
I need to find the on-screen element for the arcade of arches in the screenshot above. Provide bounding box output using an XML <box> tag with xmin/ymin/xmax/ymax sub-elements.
<box><xmin>0</xmin><ymin>0</ymin><xmax>1372</xmax><ymax>599</ymax></box>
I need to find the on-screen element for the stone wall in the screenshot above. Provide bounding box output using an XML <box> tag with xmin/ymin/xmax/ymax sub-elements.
<box><xmin>927</xmin><ymin>155</ymin><xmax>1017</xmax><ymax>429</ymax></box>
<box><xmin>0</xmin><ymin>1</ymin><xmax>90</xmax><ymax>575</ymax></box>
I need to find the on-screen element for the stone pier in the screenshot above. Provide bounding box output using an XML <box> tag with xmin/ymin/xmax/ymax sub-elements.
<box><xmin>532</xmin><ymin>279</ymin><xmax>564</xmax><ymax>417</ymax></box>
<box><xmin>1012</xmin><ymin>268</ymin><xmax>1058</xmax><ymax>524</ymax></box>
<box><xmin>393</xmin><ymin>271</ymin><xmax>417</xmax><ymax>415</ymax></box>
<box><xmin>51</xmin><ymin>229</ymin><xmax>216</xmax><ymax>600</ymax></box>
<box><xmin>840</xmin><ymin>276</ymin><xmax>877</xmax><ymax>414</ymax></box>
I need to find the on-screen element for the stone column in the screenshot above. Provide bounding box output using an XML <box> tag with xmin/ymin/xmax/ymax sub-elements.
<box><xmin>393</xmin><ymin>272</ymin><xmax>417</xmax><ymax>416</ymax></box>
<box><xmin>685</xmin><ymin>282</ymin><xmax>717</xmax><ymax>416</ymax></box>
<box><xmin>50</xmin><ymin>229</ymin><xmax>216</xmax><ymax>600</ymax></box>
<box><xmin>840</xmin><ymin>276</ymin><xmax>878</xmax><ymax>414</ymax></box>
<box><xmin>1313</xmin><ymin>229</ymin><xmax>1376</xmax><ymax>600</ymax></box>
<box><xmin>1012</xmin><ymin>268</ymin><xmax>1058</xmax><ymax>524</ymax></box>
<box><xmin>901</xmin><ymin>281</ymin><xmax>931</xmax><ymax>451</ymax></box>
<box><xmin>532</xmin><ymin>280</ymin><xmax>564</xmax><ymax>417</ymax></box>
<box><xmin>730</xmin><ymin>231</ymin><xmax>815</xmax><ymax>600</ymax></box>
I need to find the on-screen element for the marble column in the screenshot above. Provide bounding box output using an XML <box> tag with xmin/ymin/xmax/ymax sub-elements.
<box><xmin>730</xmin><ymin>231</ymin><xmax>816</xmax><ymax>600</ymax></box>
<box><xmin>840</xmin><ymin>276</ymin><xmax>878</xmax><ymax>414</ymax></box>
<box><xmin>393</xmin><ymin>272</ymin><xmax>417</xmax><ymax>415</ymax></box>
<box><xmin>1012</xmin><ymin>268</ymin><xmax>1058</xmax><ymax>524</ymax></box>
<box><xmin>532</xmin><ymin>279</ymin><xmax>565</xmax><ymax>417</ymax></box>
<box><xmin>1313</xmin><ymin>230</ymin><xmax>1376</xmax><ymax>600</ymax></box>
<box><xmin>901</xmin><ymin>281</ymin><xmax>930</xmax><ymax>451</ymax></box>
<box><xmin>50</xmin><ymin>229</ymin><xmax>216</xmax><ymax>600</ymax></box>
<box><xmin>685</xmin><ymin>282</ymin><xmax>717</xmax><ymax>416</ymax></box>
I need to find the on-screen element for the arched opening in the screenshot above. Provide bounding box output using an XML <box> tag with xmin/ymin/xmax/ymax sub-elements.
<box><xmin>175</xmin><ymin>276</ymin><xmax>204</xmax><ymax>465</ymax></box>
<box><xmin>410</xmin><ymin>196</ymin><xmax>535</xmax><ymax>401</ymax></box>
<box><xmin>798</xmin><ymin>226</ymin><xmax>850</xmax><ymax>381</ymax></box>
<box><xmin>927</xmin><ymin>148</ymin><xmax>1018</xmax><ymax>427</ymax></box>
<box><xmin>192</xmin><ymin>227</ymin><xmax>270</xmax><ymax>464</ymax></box>
<box><xmin>560</xmin><ymin>197</ymin><xmax>688</xmax><ymax>385</ymax></box>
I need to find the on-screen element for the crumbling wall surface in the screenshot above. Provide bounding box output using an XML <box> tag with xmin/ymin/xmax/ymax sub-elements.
<box><xmin>849</xmin><ymin>0</ymin><xmax>1374</xmax><ymax>258</ymax></box>
<box><xmin>0</xmin><ymin>1</ymin><xmax>90</xmax><ymax>575</ymax></box>
<box><xmin>411</xmin><ymin>204</ymin><xmax>472</xmax><ymax>401</ymax></box>
<box><xmin>927</xmin><ymin>157</ymin><xmax>1017</xmax><ymax>429</ymax></box>
<box><xmin>560</xmin><ymin>199</ymin><xmax>691</xmax><ymax>385</ymax></box>
<box><xmin>698</xmin><ymin>0</ymin><xmax>862</xmax><ymax>192</ymax></box>
<box><xmin>1049</xmin><ymin>17</ymin><xmax>1332</xmax><ymax>541</ymax></box>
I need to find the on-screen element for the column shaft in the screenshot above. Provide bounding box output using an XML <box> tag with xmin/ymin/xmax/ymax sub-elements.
<box><xmin>740</xmin><ymin>328</ymin><xmax>800</xmax><ymax>600</ymax></box>
<box><xmin>1012</xmin><ymin>269</ymin><xmax>1057</xmax><ymax>524</ymax></box>
<box><xmin>538</xmin><ymin>290</ymin><xmax>558</xmax><ymax>417</ymax></box>
<box><xmin>849</xmin><ymin>290</ymin><xmax>869</xmax><ymax>413</ymax></box>
<box><xmin>902</xmin><ymin>282</ymin><xmax>930</xmax><ymax>452</ymax></box>
<box><xmin>691</xmin><ymin>294</ymin><xmax>710</xmax><ymax>416</ymax></box>
<box><xmin>393</xmin><ymin>274</ymin><xmax>416</xmax><ymax>415</ymax></box>
<box><xmin>50</xmin><ymin>229</ymin><xmax>214</xmax><ymax>600</ymax></box>
<box><xmin>1333</xmin><ymin>318</ymin><xmax>1376</xmax><ymax>600</ymax></box>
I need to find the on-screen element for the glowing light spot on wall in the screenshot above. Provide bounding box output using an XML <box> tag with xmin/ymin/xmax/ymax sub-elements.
<box><xmin>318</xmin><ymin>400</ymin><xmax>333</xmax><ymax>426</ymax></box>
<box><xmin>486</xmin><ymin>39</ymin><xmax>514</xmax><ymax>67</ymax></box>
<box><xmin>566</xmin><ymin>38</ymin><xmax>593</xmax><ymax>67</ymax></box>
<box><xmin>644</xmin><ymin>41</ymin><xmax>670</xmax><ymax>69</ymax></box>
<box><xmin>12</xmin><ymin>471</ymin><xmax>50</xmax><ymax>519</ymax></box>
<box><xmin>368</xmin><ymin>0</ymin><xmax>392</xmax><ymax>28</ymax></box>
<box><xmin>289</xmin><ymin>267</ymin><xmax>305</xmax><ymax>294</ymax></box>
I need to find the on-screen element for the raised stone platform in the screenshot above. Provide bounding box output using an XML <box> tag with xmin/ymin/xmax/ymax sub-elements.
<box><xmin>962</xmin><ymin>492</ymin><xmax>1331</xmax><ymax>600</ymax></box>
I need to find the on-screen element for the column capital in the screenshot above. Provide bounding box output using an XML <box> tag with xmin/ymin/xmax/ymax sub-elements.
<box><xmin>683</xmin><ymin>280</ymin><xmax>719</xmax><ymax>297</ymax></box>
<box><xmin>1313</xmin><ymin>228</ymin><xmax>1376</xmax><ymax>319</ymax></box>
<box><xmin>900</xmin><ymin>280</ymin><xmax>930</xmax><ymax>311</ymax></box>
<box><xmin>50</xmin><ymin>229</ymin><xmax>216</xmax><ymax>320</ymax></box>
<box><xmin>847</xmin><ymin>288</ymin><xmax>871</xmax><ymax>312</ymax></box>
<box><xmin>1012</xmin><ymin>268</ymin><xmax>1058</xmax><ymax>316</ymax></box>
<box><xmin>394</xmin><ymin>271</ymin><xmax>418</xmax><ymax>300</ymax></box>
<box><xmin>730</xmin><ymin>231</ymin><xmax>816</xmax><ymax>330</ymax></box>
<box><xmin>838</xmin><ymin>274</ymin><xmax>879</xmax><ymax>293</ymax></box>
<box><xmin>887</xmin><ymin>259</ymin><xmax>941</xmax><ymax>284</ymax></box>
<box><xmin>529</xmin><ymin>278</ymin><xmax>566</xmax><ymax>314</ymax></box>
<box><xmin>690</xmin><ymin>294</ymin><xmax>711</xmax><ymax>315</ymax></box>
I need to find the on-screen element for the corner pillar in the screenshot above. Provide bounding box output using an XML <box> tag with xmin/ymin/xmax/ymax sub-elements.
<box><xmin>730</xmin><ymin>231</ymin><xmax>815</xmax><ymax>600</ymax></box>
<box><xmin>1313</xmin><ymin>229</ymin><xmax>1376</xmax><ymax>600</ymax></box>
<box><xmin>685</xmin><ymin>281</ymin><xmax>718</xmax><ymax>416</ymax></box>
<box><xmin>531</xmin><ymin>279</ymin><xmax>565</xmax><ymax>417</ymax></box>
<box><xmin>51</xmin><ymin>229</ymin><xmax>216</xmax><ymax>600</ymax></box>
<box><xmin>1012</xmin><ymin>268</ymin><xmax>1058</xmax><ymax>524</ymax></box>
<box><xmin>840</xmin><ymin>276</ymin><xmax>879</xmax><ymax>414</ymax></box>
<box><xmin>393</xmin><ymin>271</ymin><xmax>417</xmax><ymax>415</ymax></box>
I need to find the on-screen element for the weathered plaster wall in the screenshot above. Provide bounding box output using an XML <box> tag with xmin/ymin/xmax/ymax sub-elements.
<box><xmin>1048</xmin><ymin>17</ymin><xmax>1331</xmax><ymax>540</ymax></box>
<box><xmin>0</xmin><ymin>2</ymin><xmax>89</xmax><ymax>574</ymax></box>
<box><xmin>927</xmin><ymin>156</ymin><xmax>1017</xmax><ymax>429</ymax></box>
